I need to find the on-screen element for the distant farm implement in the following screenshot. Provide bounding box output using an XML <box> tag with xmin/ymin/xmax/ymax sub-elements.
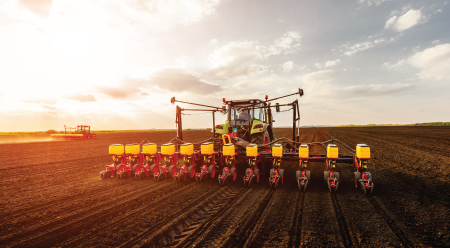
<box><xmin>100</xmin><ymin>88</ymin><xmax>374</xmax><ymax>196</ymax></box>
<box><xmin>51</xmin><ymin>125</ymin><xmax>97</xmax><ymax>140</ymax></box>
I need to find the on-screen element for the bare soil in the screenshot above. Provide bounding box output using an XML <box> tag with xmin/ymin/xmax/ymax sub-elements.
<box><xmin>0</xmin><ymin>127</ymin><xmax>449</xmax><ymax>247</ymax></box>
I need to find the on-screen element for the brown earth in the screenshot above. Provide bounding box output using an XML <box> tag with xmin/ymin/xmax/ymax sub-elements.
<box><xmin>0</xmin><ymin>127</ymin><xmax>449</xmax><ymax>247</ymax></box>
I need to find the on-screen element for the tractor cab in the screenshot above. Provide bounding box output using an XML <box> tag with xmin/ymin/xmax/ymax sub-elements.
<box><xmin>76</xmin><ymin>125</ymin><xmax>90</xmax><ymax>134</ymax></box>
<box><xmin>216</xmin><ymin>99</ymin><xmax>273</xmax><ymax>144</ymax></box>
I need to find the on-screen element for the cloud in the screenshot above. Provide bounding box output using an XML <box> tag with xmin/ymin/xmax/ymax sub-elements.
<box><xmin>18</xmin><ymin>0</ymin><xmax>53</xmax><ymax>18</ymax></box>
<box><xmin>358</xmin><ymin>0</ymin><xmax>392</xmax><ymax>6</ymax></box>
<box><xmin>207</xmin><ymin>41</ymin><xmax>266</xmax><ymax>80</ymax></box>
<box><xmin>282</xmin><ymin>61</ymin><xmax>294</xmax><ymax>72</ymax></box>
<box><xmin>383</xmin><ymin>59</ymin><xmax>407</xmax><ymax>69</ymax></box>
<box><xmin>149</xmin><ymin>69</ymin><xmax>221</xmax><ymax>94</ymax></box>
<box><xmin>325</xmin><ymin>59</ymin><xmax>341</xmax><ymax>67</ymax></box>
<box><xmin>267</xmin><ymin>31</ymin><xmax>301</xmax><ymax>56</ymax></box>
<box><xmin>385</xmin><ymin>10</ymin><xmax>423</xmax><ymax>31</ymax></box>
<box><xmin>232</xmin><ymin>76</ymin><xmax>276</xmax><ymax>90</ymax></box>
<box><xmin>303</xmin><ymin>70</ymin><xmax>340</xmax><ymax>84</ymax></box>
<box><xmin>343</xmin><ymin>42</ymin><xmax>374</xmax><ymax>56</ymax></box>
<box><xmin>208</xmin><ymin>31</ymin><xmax>300</xmax><ymax>80</ymax></box>
<box><xmin>343</xmin><ymin>83</ymin><xmax>415</xmax><ymax>96</ymax></box>
<box><xmin>24</xmin><ymin>97</ymin><xmax>58</xmax><ymax>105</ymax></box>
<box><xmin>114</xmin><ymin>0</ymin><xmax>222</xmax><ymax>26</ymax></box>
<box><xmin>62</xmin><ymin>93</ymin><xmax>97</xmax><ymax>102</ymax></box>
<box><xmin>409</xmin><ymin>44</ymin><xmax>450</xmax><ymax>80</ymax></box>
<box><xmin>41</xmin><ymin>104</ymin><xmax>58</xmax><ymax>111</ymax></box>
<box><xmin>96</xmin><ymin>85</ymin><xmax>138</xmax><ymax>99</ymax></box>
<box><xmin>98</xmin><ymin>69</ymin><xmax>221</xmax><ymax>97</ymax></box>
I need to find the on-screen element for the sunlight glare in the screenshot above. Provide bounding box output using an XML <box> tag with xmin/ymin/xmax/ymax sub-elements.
<box><xmin>53</xmin><ymin>26</ymin><xmax>89</xmax><ymax>60</ymax></box>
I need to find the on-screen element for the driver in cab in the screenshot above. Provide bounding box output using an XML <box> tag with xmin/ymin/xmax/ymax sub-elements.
<box><xmin>238</xmin><ymin>109</ymin><xmax>249</xmax><ymax>121</ymax></box>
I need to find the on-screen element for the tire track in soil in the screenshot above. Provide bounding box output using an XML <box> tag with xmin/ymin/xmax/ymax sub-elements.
<box><xmin>212</xmin><ymin>128</ymin><xmax>322</xmax><ymax>248</ymax></box>
<box><xmin>0</xmin><ymin>166</ymin><xmax>116</xmax><ymax>219</ymax></box>
<box><xmin>329</xmin><ymin>193</ymin><xmax>357</xmax><ymax>248</ymax></box>
<box><xmin>287</xmin><ymin>129</ymin><xmax>320</xmax><ymax>247</ymax></box>
<box><xmin>288</xmin><ymin>191</ymin><xmax>306</xmax><ymax>247</ymax></box>
<box><xmin>118</xmin><ymin>185</ymin><xmax>245</xmax><ymax>248</ymax></box>
<box><xmin>195</xmin><ymin>185</ymin><xmax>275</xmax><ymax>248</ymax></box>
<box><xmin>64</xmin><ymin>182</ymin><xmax>221</xmax><ymax>248</ymax></box>
<box><xmin>6</xmin><ymin>179</ymin><xmax>178</xmax><ymax>247</ymax></box>
<box><xmin>367</xmin><ymin>196</ymin><xmax>412</xmax><ymax>247</ymax></box>
<box><xmin>329</xmin><ymin>128</ymin><xmax>419</xmax><ymax>247</ymax></box>
<box><xmin>0</xmin><ymin>175</ymin><xmax>168</xmax><ymax>241</ymax></box>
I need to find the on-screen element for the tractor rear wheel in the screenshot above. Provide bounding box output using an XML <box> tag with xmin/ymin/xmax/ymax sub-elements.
<box><xmin>251</xmin><ymin>130</ymin><xmax>270</xmax><ymax>145</ymax></box>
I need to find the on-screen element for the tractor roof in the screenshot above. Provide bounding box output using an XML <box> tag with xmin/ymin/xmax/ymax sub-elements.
<box><xmin>225</xmin><ymin>99</ymin><xmax>266</xmax><ymax>106</ymax></box>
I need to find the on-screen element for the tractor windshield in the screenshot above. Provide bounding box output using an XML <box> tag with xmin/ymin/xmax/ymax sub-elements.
<box><xmin>253</xmin><ymin>103</ymin><xmax>264</xmax><ymax>121</ymax></box>
<box><xmin>228</xmin><ymin>104</ymin><xmax>264</xmax><ymax>125</ymax></box>
<box><xmin>229</xmin><ymin>105</ymin><xmax>250</xmax><ymax>126</ymax></box>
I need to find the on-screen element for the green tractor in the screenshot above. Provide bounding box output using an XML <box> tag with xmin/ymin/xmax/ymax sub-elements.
<box><xmin>215</xmin><ymin>98</ymin><xmax>274</xmax><ymax>145</ymax></box>
<box><xmin>171</xmin><ymin>88</ymin><xmax>304</xmax><ymax>145</ymax></box>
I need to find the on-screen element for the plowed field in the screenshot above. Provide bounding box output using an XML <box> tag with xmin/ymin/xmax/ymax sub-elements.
<box><xmin>1</xmin><ymin>127</ymin><xmax>449</xmax><ymax>247</ymax></box>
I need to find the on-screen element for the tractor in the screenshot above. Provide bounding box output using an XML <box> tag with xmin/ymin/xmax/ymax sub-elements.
<box><xmin>171</xmin><ymin>89</ymin><xmax>304</xmax><ymax>187</ymax></box>
<box><xmin>51</xmin><ymin>125</ymin><xmax>97</xmax><ymax>140</ymax></box>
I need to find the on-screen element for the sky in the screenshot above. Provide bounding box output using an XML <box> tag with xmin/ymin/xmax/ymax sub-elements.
<box><xmin>0</xmin><ymin>0</ymin><xmax>449</xmax><ymax>131</ymax></box>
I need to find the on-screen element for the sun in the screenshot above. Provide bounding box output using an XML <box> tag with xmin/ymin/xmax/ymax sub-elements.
<box><xmin>53</xmin><ymin>26</ymin><xmax>89</xmax><ymax>60</ymax></box>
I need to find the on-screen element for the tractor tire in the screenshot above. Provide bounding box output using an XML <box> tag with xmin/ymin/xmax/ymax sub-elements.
<box><xmin>251</xmin><ymin>130</ymin><xmax>270</xmax><ymax>145</ymax></box>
